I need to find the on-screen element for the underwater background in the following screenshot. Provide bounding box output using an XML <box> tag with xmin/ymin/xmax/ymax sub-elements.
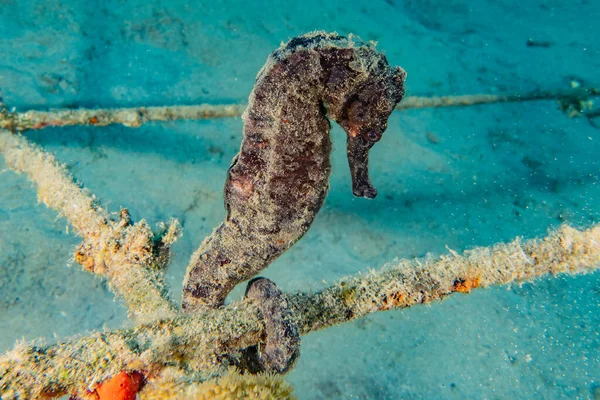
<box><xmin>1</xmin><ymin>0</ymin><xmax>599</xmax><ymax>398</ymax></box>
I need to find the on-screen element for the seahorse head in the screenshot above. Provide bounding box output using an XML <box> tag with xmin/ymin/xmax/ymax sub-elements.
<box><xmin>267</xmin><ymin>31</ymin><xmax>406</xmax><ymax>199</ymax></box>
<box><xmin>331</xmin><ymin>45</ymin><xmax>406</xmax><ymax>199</ymax></box>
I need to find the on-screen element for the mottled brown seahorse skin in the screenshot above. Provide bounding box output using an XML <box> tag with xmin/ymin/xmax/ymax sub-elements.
<box><xmin>182</xmin><ymin>31</ymin><xmax>406</xmax><ymax>312</ymax></box>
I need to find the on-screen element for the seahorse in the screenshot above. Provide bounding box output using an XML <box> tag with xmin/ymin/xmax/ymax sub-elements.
<box><xmin>182</xmin><ymin>32</ymin><xmax>405</xmax><ymax>313</ymax></box>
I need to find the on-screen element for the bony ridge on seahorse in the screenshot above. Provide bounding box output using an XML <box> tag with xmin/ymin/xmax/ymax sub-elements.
<box><xmin>182</xmin><ymin>31</ymin><xmax>406</xmax><ymax>372</ymax></box>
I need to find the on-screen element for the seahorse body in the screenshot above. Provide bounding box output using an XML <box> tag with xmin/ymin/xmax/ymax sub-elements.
<box><xmin>182</xmin><ymin>32</ymin><xmax>406</xmax><ymax>311</ymax></box>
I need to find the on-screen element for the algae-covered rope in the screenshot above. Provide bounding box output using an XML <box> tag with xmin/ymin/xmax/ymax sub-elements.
<box><xmin>1</xmin><ymin>222</ymin><xmax>598</xmax><ymax>398</ymax></box>
<box><xmin>1</xmin><ymin>85</ymin><xmax>597</xmax><ymax>132</ymax></box>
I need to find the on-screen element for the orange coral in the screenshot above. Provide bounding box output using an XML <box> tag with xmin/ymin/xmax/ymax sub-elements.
<box><xmin>74</xmin><ymin>250</ymin><xmax>95</xmax><ymax>272</ymax></box>
<box><xmin>452</xmin><ymin>277</ymin><xmax>480</xmax><ymax>293</ymax></box>
<box><xmin>379</xmin><ymin>291</ymin><xmax>406</xmax><ymax>310</ymax></box>
<box><xmin>95</xmin><ymin>371</ymin><xmax>144</xmax><ymax>400</ymax></box>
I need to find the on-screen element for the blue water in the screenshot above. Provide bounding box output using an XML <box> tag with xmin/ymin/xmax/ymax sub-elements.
<box><xmin>1</xmin><ymin>1</ymin><xmax>599</xmax><ymax>398</ymax></box>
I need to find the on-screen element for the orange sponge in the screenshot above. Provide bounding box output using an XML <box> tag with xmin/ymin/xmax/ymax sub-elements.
<box><xmin>95</xmin><ymin>371</ymin><xmax>144</xmax><ymax>400</ymax></box>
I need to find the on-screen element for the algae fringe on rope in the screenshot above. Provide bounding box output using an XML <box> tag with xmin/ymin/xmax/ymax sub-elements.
<box><xmin>139</xmin><ymin>368</ymin><xmax>297</xmax><ymax>400</ymax></box>
<box><xmin>1</xmin><ymin>85</ymin><xmax>597</xmax><ymax>132</ymax></box>
<box><xmin>0</xmin><ymin>96</ymin><xmax>599</xmax><ymax>398</ymax></box>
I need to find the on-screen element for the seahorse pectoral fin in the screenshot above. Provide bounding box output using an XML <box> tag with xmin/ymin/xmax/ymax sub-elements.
<box><xmin>347</xmin><ymin>135</ymin><xmax>377</xmax><ymax>199</ymax></box>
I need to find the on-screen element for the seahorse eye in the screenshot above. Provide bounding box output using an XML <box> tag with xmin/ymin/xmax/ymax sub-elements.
<box><xmin>365</xmin><ymin>131</ymin><xmax>381</xmax><ymax>142</ymax></box>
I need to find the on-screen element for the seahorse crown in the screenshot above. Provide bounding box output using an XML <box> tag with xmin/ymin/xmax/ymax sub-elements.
<box><xmin>259</xmin><ymin>31</ymin><xmax>406</xmax><ymax>105</ymax></box>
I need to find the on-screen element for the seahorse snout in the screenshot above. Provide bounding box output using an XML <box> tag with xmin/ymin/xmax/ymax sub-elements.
<box><xmin>353</xmin><ymin>184</ymin><xmax>377</xmax><ymax>199</ymax></box>
<box><xmin>347</xmin><ymin>135</ymin><xmax>377</xmax><ymax>199</ymax></box>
